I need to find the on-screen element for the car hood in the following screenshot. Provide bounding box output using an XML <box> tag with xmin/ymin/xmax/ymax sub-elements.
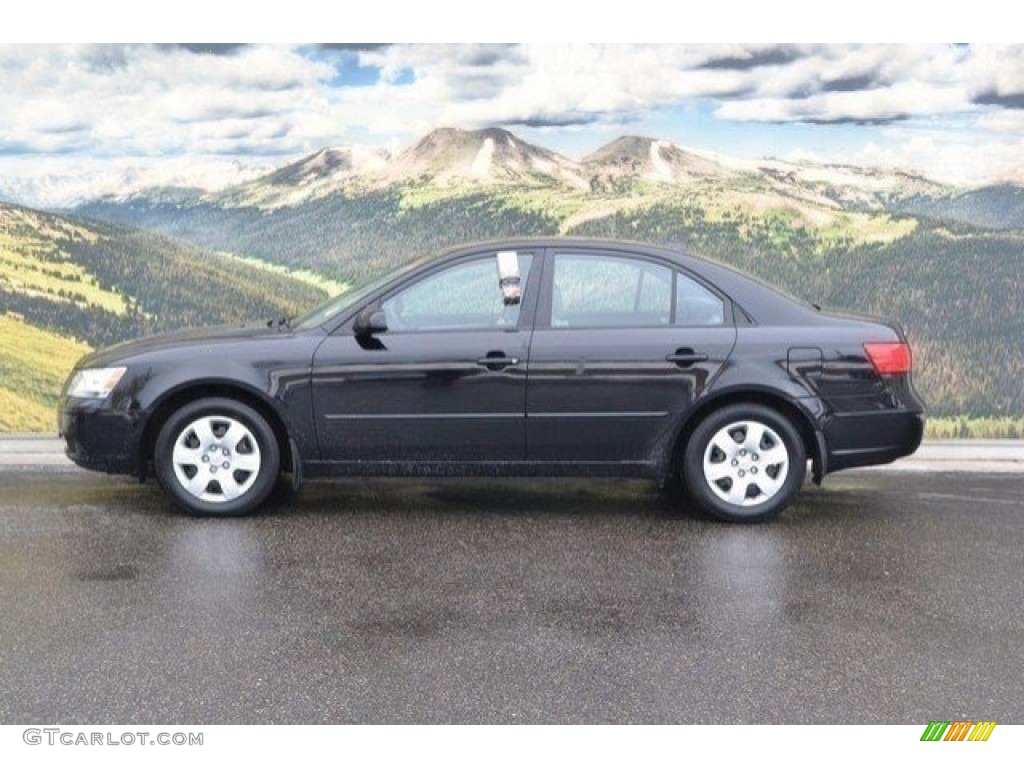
<box><xmin>76</xmin><ymin>324</ymin><xmax>289</xmax><ymax>369</ymax></box>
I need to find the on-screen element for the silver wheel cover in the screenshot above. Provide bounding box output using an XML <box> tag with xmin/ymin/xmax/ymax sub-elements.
<box><xmin>171</xmin><ymin>415</ymin><xmax>262</xmax><ymax>504</ymax></box>
<box><xmin>702</xmin><ymin>420</ymin><xmax>789</xmax><ymax>508</ymax></box>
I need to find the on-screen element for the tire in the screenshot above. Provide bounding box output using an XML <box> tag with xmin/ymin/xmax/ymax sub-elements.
<box><xmin>682</xmin><ymin>403</ymin><xmax>806</xmax><ymax>524</ymax></box>
<box><xmin>153</xmin><ymin>397</ymin><xmax>281</xmax><ymax>517</ymax></box>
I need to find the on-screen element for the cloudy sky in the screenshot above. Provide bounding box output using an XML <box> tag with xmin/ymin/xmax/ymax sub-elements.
<box><xmin>2</xmin><ymin>43</ymin><xmax>1023</xmax><ymax>206</ymax></box>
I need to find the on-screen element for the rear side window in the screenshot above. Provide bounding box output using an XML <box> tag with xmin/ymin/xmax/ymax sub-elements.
<box><xmin>676</xmin><ymin>272</ymin><xmax>725</xmax><ymax>326</ymax></box>
<box><xmin>552</xmin><ymin>253</ymin><xmax>673</xmax><ymax>328</ymax></box>
<box><xmin>550</xmin><ymin>253</ymin><xmax>726</xmax><ymax>328</ymax></box>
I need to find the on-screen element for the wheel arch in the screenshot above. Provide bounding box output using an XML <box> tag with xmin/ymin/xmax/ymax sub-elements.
<box><xmin>665</xmin><ymin>388</ymin><xmax>826</xmax><ymax>485</ymax></box>
<box><xmin>140</xmin><ymin>381</ymin><xmax>294</xmax><ymax>479</ymax></box>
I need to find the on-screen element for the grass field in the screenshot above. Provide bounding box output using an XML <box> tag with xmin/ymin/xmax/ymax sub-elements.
<box><xmin>0</xmin><ymin>230</ymin><xmax>131</xmax><ymax>315</ymax></box>
<box><xmin>924</xmin><ymin>416</ymin><xmax>1024</xmax><ymax>439</ymax></box>
<box><xmin>0</xmin><ymin>313</ymin><xmax>90</xmax><ymax>432</ymax></box>
<box><xmin>214</xmin><ymin>250</ymin><xmax>349</xmax><ymax>297</ymax></box>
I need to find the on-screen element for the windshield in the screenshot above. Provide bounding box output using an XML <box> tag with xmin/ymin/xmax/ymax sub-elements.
<box><xmin>293</xmin><ymin>255</ymin><xmax>430</xmax><ymax>330</ymax></box>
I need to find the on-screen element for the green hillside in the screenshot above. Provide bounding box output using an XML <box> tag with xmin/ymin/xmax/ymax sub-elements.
<box><xmin>57</xmin><ymin>125</ymin><xmax>1024</xmax><ymax>422</ymax></box>
<box><xmin>76</xmin><ymin>175</ymin><xmax>919</xmax><ymax>285</ymax></box>
<box><xmin>73</xmin><ymin>183</ymin><xmax>1024</xmax><ymax>420</ymax></box>
<box><xmin>0</xmin><ymin>313</ymin><xmax>91</xmax><ymax>432</ymax></box>
<box><xmin>900</xmin><ymin>184</ymin><xmax>1024</xmax><ymax>230</ymax></box>
<box><xmin>0</xmin><ymin>202</ymin><xmax>327</xmax><ymax>348</ymax></box>
<box><xmin>0</xmin><ymin>202</ymin><xmax>329</xmax><ymax>431</ymax></box>
<box><xmin>76</xmin><ymin>189</ymin><xmax>560</xmax><ymax>283</ymax></box>
<box><xmin>4</xmin><ymin>123</ymin><xmax>1019</xmax><ymax>430</ymax></box>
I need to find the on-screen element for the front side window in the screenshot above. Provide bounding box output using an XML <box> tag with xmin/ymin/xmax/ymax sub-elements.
<box><xmin>551</xmin><ymin>253</ymin><xmax>673</xmax><ymax>328</ymax></box>
<box><xmin>381</xmin><ymin>253</ymin><xmax>533</xmax><ymax>332</ymax></box>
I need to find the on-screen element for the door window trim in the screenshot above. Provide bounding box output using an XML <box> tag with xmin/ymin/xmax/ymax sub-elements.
<box><xmin>535</xmin><ymin>247</ymin><xmax>733</xmax><ymax>330</ymax></box>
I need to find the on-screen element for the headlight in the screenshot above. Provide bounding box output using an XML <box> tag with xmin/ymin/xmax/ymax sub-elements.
<box><xmin>66</xmin><ymin>367</ymin><xmax>127</xmax><ymax>399</ymax></box>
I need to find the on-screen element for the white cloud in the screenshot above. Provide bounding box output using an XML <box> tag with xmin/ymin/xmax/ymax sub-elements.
<box><xmin>355</xmin><ymin>43</ymin><xmax>760</xmax><ymax>128</ymax></box>
<box><xmin>0</xmin><ymin>154</ymin><xmax>278</xmax><ymax>208</ymax></box>
<box><xmin>353</xmin><ymin>43</ymin><xmax>984</xmax><ymax>128</ymax></box>
<box><xmin>2</xmin><ymin>43</ymin><xmax>1024</xmax><ymax>205</ymax></box>
<box><xmin>967</xmin><ymin>44</ymin><xmax>1024</xmax><ymax>106</ymax></box>
<box><xmin>0</xmin><ymin>44</ymin><xmax>337</xmax><ymax>158</ymax></box>
<box><xmin>717</xmin><ymin>82</ymin><xmax>969</xmax><ymax>124</ymax></box>
<box><xmin>979</xmin><ymin>109</ymin><xmax>1024</xmax><ymax>133</ymax></box>
<box><xmin>787</xmin><ymin>129</ymin><xmax>1024</xmax><ymax>186</ymax></box>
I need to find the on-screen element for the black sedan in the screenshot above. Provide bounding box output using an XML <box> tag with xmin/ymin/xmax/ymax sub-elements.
<box><xmin>59</xmin><ymin>238</ymin><xmax>925</xmax><ymax>523</ymax></box>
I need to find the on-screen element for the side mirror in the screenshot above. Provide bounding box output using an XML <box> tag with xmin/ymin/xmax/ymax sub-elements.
<box><xmin>353</xmin><ymin>307</ymin><xmax>388</xmax><ymax>336</ymax></box>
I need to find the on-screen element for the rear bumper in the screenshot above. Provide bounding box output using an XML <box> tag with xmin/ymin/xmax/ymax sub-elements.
<box><xmin>59</xmin><ymin>396</ymin><xmax>143</xmax><ymax>475</ymax></box>
<box><xmin>824</xmin><ymin>409</ymin><xmax>925</xmax><ymax>473</ymax></box>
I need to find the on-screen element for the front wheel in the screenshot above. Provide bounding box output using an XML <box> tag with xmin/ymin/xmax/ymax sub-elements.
<box><xmin>682</xmin><ymin>403</ymin><xmax>806</xmax><ymax>523</ymax></box>
<box><xmin>153</xmin><ymin>397</ymin><xmax>281</xmax><ymax>516</ymax></box>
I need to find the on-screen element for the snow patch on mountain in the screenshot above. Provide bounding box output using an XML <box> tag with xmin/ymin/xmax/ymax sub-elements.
<box><xmin>648</xmin><ymin>140</ymin><xmax>673</xmax><ymax>183</ymax></box>
<box><xmin>471</xmin><ymin>137</ymin><xmax>495</xmax><ymax>178</ymax></box>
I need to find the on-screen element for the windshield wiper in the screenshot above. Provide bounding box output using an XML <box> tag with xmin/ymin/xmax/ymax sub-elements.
<box><xmin>266</xmin><ymin>317</ymin><xmax>292</xmax><ymax>330</ymax></box>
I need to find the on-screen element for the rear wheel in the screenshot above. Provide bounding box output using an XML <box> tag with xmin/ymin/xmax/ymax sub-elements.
<box><xmin>682</xmin><ymin>403</ymin><xmax>806</xmax><ymax>523</ymax></box>
<box><xmin>154</xmin><ymin>397</ymin><xmax>280</xmax><ymax>516</ymax></box>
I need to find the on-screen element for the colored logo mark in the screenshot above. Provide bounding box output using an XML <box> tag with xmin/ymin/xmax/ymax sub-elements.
<box><xmin>920</xmin><ymin>721</ymin><xmax>996</xmax><ymax>742</ymax></box>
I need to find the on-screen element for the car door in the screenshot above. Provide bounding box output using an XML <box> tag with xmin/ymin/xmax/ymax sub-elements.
<box><xmin>311</xmin><ymin>251</ymin><xmax>537</xmax><ymax>463</ymax></box>
<box><xmin>526</xmin><ymin>248</ymin><xmax>737</xmax><ymax>464</ymax></box>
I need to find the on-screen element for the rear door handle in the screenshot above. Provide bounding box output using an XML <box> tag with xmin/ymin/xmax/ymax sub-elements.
<box><xmin>476</xmin><ymin>352</ymin><xmax>520</xmax><ymax>370</ymax></box>
<box><xmin>666</xmin><ymin>348</ymin><xmax>709</xmax><ymax>367</ymax></box>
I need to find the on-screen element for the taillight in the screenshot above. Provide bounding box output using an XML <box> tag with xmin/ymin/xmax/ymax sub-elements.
<box><xmin>864</xmin><ymin>342</ymin><xmax>912</xmax><ymax>375</ymax></box>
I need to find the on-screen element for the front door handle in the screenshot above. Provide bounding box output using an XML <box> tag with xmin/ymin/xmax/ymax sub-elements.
<box><xmin>666</xmin><ymin>348</ymin><xmax>709</xmax><ymax>367</ymax></box>
<box><xmin>476</xmin><ymin>352</ymin><xmax>520</xmax><ymax>371</ymax></box>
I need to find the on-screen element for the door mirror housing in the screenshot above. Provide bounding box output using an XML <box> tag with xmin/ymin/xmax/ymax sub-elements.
<box><xmin>353</xmin><ymin>307</ymin><xmax>388</xmax><ymax>336</ymax></box>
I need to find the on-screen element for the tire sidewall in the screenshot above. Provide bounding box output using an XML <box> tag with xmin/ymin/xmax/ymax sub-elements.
<box><xmin>683</xmin><ymin>403</ymin><xmax>806</xmax><ymax>523</ymax></box>
<box><xmin>154</xmin><ymin>397</ymin><xmax>280</xmax><ymax>516</ymax></box>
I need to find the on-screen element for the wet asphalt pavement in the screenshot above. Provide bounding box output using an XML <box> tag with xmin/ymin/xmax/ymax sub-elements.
<box><xmin>0</xmin><ymin>468</ymin><xmax>1021</xmax><ymax>724</ymax></box>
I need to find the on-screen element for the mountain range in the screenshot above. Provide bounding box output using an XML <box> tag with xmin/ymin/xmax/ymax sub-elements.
<box><xmin>0</xmin><ymin>126</ymin><xmax>1020</xmax><ymax>428</ymax></box>
<box><xmin>72</xmin><ymin>126</ymin><xmax>970</xmax><ymax>282</ymax></box>
<box><xmin>86</xmin><ymin>127</ymin><xmax>965</xmax><ymax>213</ymax></box>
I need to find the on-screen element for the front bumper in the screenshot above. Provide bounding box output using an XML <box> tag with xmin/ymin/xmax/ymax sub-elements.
<box><xmin>58</xmin><ymin>396</ymin><xmax>143</xmax><ymax>476</ymax></box>
<box><xmin>824</xmin><ymin>409</ymin><xmax>925</xmax><ymax>473</ymax></box>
